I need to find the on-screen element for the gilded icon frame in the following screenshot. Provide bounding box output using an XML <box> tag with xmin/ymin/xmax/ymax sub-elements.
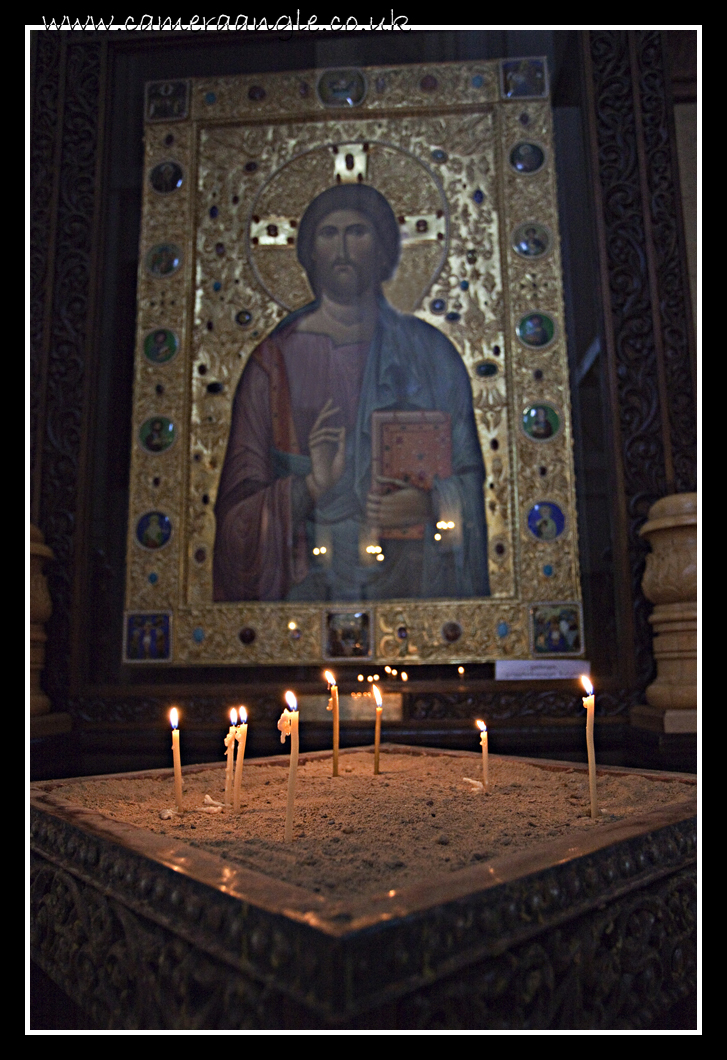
<box><xmin>125</xmin><ymin>58</ymin><xmax>583</xmax><ymax>667</ymax></box>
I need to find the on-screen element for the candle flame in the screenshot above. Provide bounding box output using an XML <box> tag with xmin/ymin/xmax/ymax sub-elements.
<box><xmin>284</xmin><ymin>690</ymin><xmax>298</xmax><ymax>711</ymax></box>
<box><xmin>581</xmin><ymin>675</ymin><xmax>594</xmax><ymax>696</ymax></box>
<box><xmin>372</xmin><ymin>684</ymin><xmax>382</xmax><ymax>708</ymax></box>
<box><xmin>230</xmin><ymin>707</ymin><xmax>238</xmax><ymax>726</ymax></box>
<box><xmin>238</xmin><ymin>706</ymin><xmax>248</xmax><ymax>724</ymax></box>
<box><xmin>324</xmin><ymin>670</ymin><xmax>336</xmax><ymax>687</ymax></box>
<box><xmin>170</xmin><ymin>707</ymin><xmax>179</xmax><ymax>729</ymax></box>
<box><xmin>401</xmin><ymin>672</ymin><xmax>408</xmax><ymax>681</ymax></box>
<box><xmin>476</xmin><ymin>719</ymin><xmax>486</xmax><ymax>732</ymax></box>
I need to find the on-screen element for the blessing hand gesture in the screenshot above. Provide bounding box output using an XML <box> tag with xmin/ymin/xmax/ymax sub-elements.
<box><xmin>306</xmin><ymin>398</ymin><xmax>346</xmax><ymax>502</ymax></box>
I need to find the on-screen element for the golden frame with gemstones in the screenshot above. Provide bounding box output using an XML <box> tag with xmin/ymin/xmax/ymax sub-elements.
<box><xmin>125</xmin><ymin>58</ymin><xmax>583</xmax><ymax>667</ymax></box>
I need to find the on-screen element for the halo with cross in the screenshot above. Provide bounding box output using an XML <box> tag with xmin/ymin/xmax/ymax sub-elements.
<box><xmin>245</xmin><ymin>141</ymin><xmax>450</xmax><ymax>314</ymax></box>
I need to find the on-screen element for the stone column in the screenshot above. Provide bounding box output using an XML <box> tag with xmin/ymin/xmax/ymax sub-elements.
<box><xmin>631</xmin><ymin>494</ymin><xmax>697</xmax><ymax>733</ymax></box>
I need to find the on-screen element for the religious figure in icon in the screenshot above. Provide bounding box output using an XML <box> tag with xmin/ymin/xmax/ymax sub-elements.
<box><xmin>533</xmin><ymin>504</ymin><xmax>558</xmax><ymax>540</ymax></box>
<box><xmin>213</xmin><ymin>183</ymin><xmax>490</xmax><ymax>603</ymax></box>
<box><xmin>525</xmin><ymin>405</ymin><xmax>555</xmax><ymax>439</ymax></box>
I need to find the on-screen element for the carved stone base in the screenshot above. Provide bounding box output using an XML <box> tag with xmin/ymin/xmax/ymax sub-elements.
<box><xmin>638</xmin><ymin>495</ymin><xmax>697</xmax><ymax>728</ymax></box>
<box><xmin>631</xmin><ymin>703</ymin><xmax>697</xmax><ymax>734</ymax></box>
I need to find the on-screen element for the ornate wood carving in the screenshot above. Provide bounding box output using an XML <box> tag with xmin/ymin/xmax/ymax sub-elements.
<box><xmin>30</xmin><ymin>801</ymin><xmax>696</xmax><ymax>1029</ymax></box>
<box><xmin>38</xmin><ymin>39</ymin><xmax>102</xmax><ymax>713</ymax></box>
<box><xmin>587</xmin><ymin>31</ymin><xmax>695</xmax><ymax>694</ymax></box>
<box><xmin>634</xmin><ymin>32</ymin><xmax>696</xmax><ymax>495</ymax></box>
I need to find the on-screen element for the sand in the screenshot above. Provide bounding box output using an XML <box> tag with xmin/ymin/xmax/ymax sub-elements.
<box><xmin>42</xmin><ymin>748</ymin><xmax>696</xmax><ymax>901</ymax></box>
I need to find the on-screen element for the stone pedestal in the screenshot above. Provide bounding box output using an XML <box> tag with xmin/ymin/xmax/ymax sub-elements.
<box><xmin>633</xmin><ymin>494</ymin><xmax>697</xmax><ymax>734</ymax></box>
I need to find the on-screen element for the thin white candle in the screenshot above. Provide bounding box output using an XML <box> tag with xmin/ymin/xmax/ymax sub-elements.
<box><xmin>170</xmin><ymin>707</ymin><xmax>183</xmax><ymax>812</ymax></box>
<box><xmin>476</xmin><ymin>719</ymin><xmax>489</xmax><ymax>789</ymax></box>
<box><xmin>581</xmin><ymin>676</ymin><xmax>599</xmax><ymax>819</ymax></box>
<box><xmin>224</xmin><ymin>708</ymin><xmax>237</xmax><ymax>809</ymax></box>
<box><xmin>278</xmin><ymin>691</ymin><xmax>299</xmax><ymax>842</ymax></box>
<box><xmin>233</xmin><ymin>707</ymin><xmax>248</xmax><ymax>813</ymax></box>
<box><xmin>373</xmin><ymin>684</ymin><xmax>383</xmax><ymax>775</ymax></box>
<box><xmin>324</xmin><ymin>671</ymin><xmax>339</xmax><ymax>777</ymax></box>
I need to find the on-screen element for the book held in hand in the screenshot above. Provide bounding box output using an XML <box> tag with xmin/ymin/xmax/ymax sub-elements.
<box><xmin>370</xmin><ymin>410</ymin><xmax>452</xmax><ymax>539</ymax></box>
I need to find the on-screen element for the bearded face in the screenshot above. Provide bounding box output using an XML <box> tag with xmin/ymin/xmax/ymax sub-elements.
<box><xmin>310</xmin><ymin>209</ymin><xmax>383</xmax><ymax>304</ymax></box>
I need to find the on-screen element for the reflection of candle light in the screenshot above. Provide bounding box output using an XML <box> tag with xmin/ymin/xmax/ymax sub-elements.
<box><xmin>476</xmin><ymin>719</ymin><xmax>488</xmax><ymax>789</ymax></box>
<box><xmin>581</xmin><ymin>676</ymin><xmax>598</xmax><ymax>819</ymax></box>
<box><xmin>233</xmin><ymin>707</ymin><xmax>248</xmax><ymax>812</ymax></box>
<box><xmin>373</xmin><ymin>684</ymin><xmax>383</xmax><ymax>775</ymax></box>
<box><xmin>324</xmin><ymin>671</ymin><xmax>339</xmax><ymax>777</ymax></box>
<box><xmin>170</xmin><ymin>708</ymin><xmax>183</xmax><ymax>812</ymax></box>
<box><xmin>279</xmin><ymin>692</ymin><xmax>300</xmax><ymax>841</ymax></box>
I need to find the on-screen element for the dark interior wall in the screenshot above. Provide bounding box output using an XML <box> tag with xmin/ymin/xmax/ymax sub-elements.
<box><xmin>30</xmin><ymin>29</ymin><xmax>696</xmax><ymax>775</ymax></box>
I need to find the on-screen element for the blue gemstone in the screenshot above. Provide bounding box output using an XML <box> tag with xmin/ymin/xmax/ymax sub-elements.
<box><xmin>445</xmin><ymin>312</ymin><xmax>460</xmax><ymax>323</ymax></box>
<box><xmin>472</xmin><ymin>74</ymin><xmax>484</xmax><ymax>88</ymax></box>
<box><xmin>497</xmin><ymin>621</ymin><xmax>509</xmax><ymax>638</ymax></box>
<box><xmin>148</xmin><ymin>572</ymin><xmax>158</xmax><ymax>584</ymax></box>
<box><xmin>543</xmin><ymin>565</ymin><xmax>554</xmax><ymax>577</ymax></box>
<box><xmin>473</xmin><ymin>189</ymin><xmax>484</xmax><ymax>204</ymax></box>
<box><xmin>431</xmin><ymin>148</ymin><xmax>448</xmax><ymax>162</ymax></box>
<box><xmin>460</xmin><ymin>280</ymin><xmax>469</xmax><ymax>291</ymax></box>
<box><xmin>209</xmin><ymin>205</ymin><xmax>218</xmax><ymax>218</ymax></box>
<box><xmin>213</xmin><ymin>281</ymin><xmax>221</xmax><ymax>291</ymax></box>
<box><xmin>430</xmin><ymin>298</ymin><xmax>446</xmax><ymax>314</ymax></box>
<box><xmin>205</xmin><ymin>92</ymin><xmax>216</xmax><ymax>105</ymax></box>
<box><xmin>193</xmin><ymin>627</ymin><xmax>205</xmax><ymax>643</ymax></box>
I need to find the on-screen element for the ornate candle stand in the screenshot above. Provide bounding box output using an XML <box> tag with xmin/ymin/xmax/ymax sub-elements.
<box><xmin>30</xmin><ymin>747</ymin><xmax>696</xmax><ymax>1030</ymax></box>
<box><xmin>632</xmin><ymin>495</ymin><xmax>697</xmax><ymax>735</ymax></box>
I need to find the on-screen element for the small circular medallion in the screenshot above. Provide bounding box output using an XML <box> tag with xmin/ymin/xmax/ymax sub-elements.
<box><xmin>516</xmin><ymin>312</ymin><xmax>556</xmax><ymax>349</ymax></box>
<box><xmin>521</xmin><ymin>404</ymin><xmax>561</xmax><ymax>441</ymax></box>
<box><xmin>442</xmin><ymin>621</ymin><xmax>462</xmax><ymax>643</ymax></box>
<box><xmin>145</xmin><ymin>243</ymin><xmax>182</xmax><ymax>278</ymax></box>
<box><xmin>136</xmin><ymin>511</ymin><xmax>172</xmax><ymax>550</ymax></box>
<box><xmin>143</xmin><ymin>328</ymin><xmax>178</xmax><ymax>365</ymax></box>
<box><xmin>317</xmin><ymin>68</ymin><xmax>366</xmax><ymax>107</ymax></box>
<box><xmin>511</xmin><ymin>223</ymin><xmax>551</xmax><ymax>259</ymax></box>
<box><xmin>239</xmin><ymin>627</ymin><xmax>256</xmax><ymax>645</ymax></box>
<box><xmin>509</xmin><ymin>142</ymin><xmax>546</xmax><ymax>174</ymax></box>
<box><xmin>527</xmin><ymin>502</ymin><xmax>566</xmax><ymax>541</ymax></box>
<box><xmin>149</xmin><ymin>160</ymin><xmax>183</xmax><ymax>194</ymax></box>
<box><xmin>139</xmin><ymin>416</ymin><xmax>175</xmax><ymax>453</ymax></box>
<box><xmin>235</xmin><ymin>309</ymin><xmax>253</xmax><ymax>327</ymax></box>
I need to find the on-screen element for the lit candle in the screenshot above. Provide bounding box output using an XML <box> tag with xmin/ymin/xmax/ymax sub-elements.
<box><xmin>581</xmin><ymin>676</ymin><xmax>599</xmax><ymax>819</ymax></box>
<box><xmin>224</xmin><ymin>708</ymin><xmax>237</xmax><ymax>809</ymax></box>
<box><xmin>324</xmin><ymin>670</ymin><xmax>340</xmax><ymax>777</ymax></box>
<box><xmin>476</xmin><ymin>719</ymin><xmax>489</xmax><ymax>789</ymax></box>
<box><xmin>233</xmin><ymin>707</ymin><xmax>248</xmax><ymax>813</ymax></box>
<box><xmin>278</xmin><ymin>691</ymin><xmax>299</xmax><ymax>842</ymax></box>
<box><xmin>170</xmin><ymin>707</ymin><xmax>183</xmax><ymax>812</ymax></box>
<box><xmin>373</xmin><ymin>684</ymin><xmax>383</xmax><ymax>775</ymax></box>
